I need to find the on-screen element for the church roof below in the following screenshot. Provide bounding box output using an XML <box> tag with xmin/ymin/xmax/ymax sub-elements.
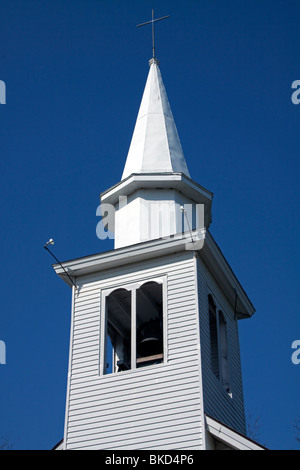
<box><xmin>122</xmin><ymin>58</ymin><xmax>190</xmax><ymax>180</ymax></box>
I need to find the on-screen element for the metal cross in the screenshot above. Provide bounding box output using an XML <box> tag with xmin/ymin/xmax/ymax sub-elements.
<box><xmin>137</xmin><ymin>9</ymin><xmax>170</xmax><ymax>59</ymax></box>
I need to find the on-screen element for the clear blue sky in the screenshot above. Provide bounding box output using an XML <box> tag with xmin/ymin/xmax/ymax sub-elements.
<box><xmin>0</xmin><ymin>0</ymin><xmax>299</xmax><ymax>450</ymax></box>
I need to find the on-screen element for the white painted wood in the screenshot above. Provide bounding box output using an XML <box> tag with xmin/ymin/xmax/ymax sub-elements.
<box><xmin>121</xmin><ymin>61</ymin><xmax>190</xmax><ymax>180</ymax></box>
<box><xmin>63</xmin><ymin>285</ymin><xmax>76</xmax><ymax>450</ymax></box>
<box><xmin>131</xmin><ymin>288</ymin><xmax>136</xmax><ymax>371</ymax></box>
<box><xmin>114</xmin><ymin>188</ymin><xmax>204</xmax><ymax>248</ymax></box>
<box><xmin>63</xmin><ymin>251</ymin><xmax>204</xmax><ymax>450</ymax></box>
<box><xmin>55</xmin><ymin>227</ymin><xmax>256</xmax><ymax>450</ymax></box>
<box><xmin>197</xmin><ymin>254</ymin><xmax>247</xmax><ymax>435</ymax></box>
<box><xmin>95</xmin><ymin>58</ymin><xmax>213</xmax><ymax>250</ymax></box>
<box><xmin>206</xmin><ymin>415</ymin><xmax>265</xmax><ymax>450</ymax></box>
<box><xmin>53</xmin><ymin>232</ymin><xmax>254</xmax><ymax>323</ymax></box>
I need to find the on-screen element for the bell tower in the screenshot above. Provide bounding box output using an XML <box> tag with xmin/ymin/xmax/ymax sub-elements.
<box><xmin>53</xmin><ymin>53</ymin><xmax>264</xmax><ymax>450</ymax></box>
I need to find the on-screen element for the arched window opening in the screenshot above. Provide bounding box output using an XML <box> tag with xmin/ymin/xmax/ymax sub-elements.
<box><xmin>105</xmin><ymin>288</ymin><xmax>131</xmax><ymax>374</ymax></box>
<box><xmin>136</xmin><ymin>282</ymin><xmax>163</xmax><ymax>367</ymax></box>
<box><xmin>101</xmin><ymin>279</ymin><xmax>165</xmax><ymax>375</ymax></box>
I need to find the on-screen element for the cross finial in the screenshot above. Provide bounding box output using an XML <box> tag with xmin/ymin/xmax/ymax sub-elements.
<box><xmin>137</xmin><ymin>9</ymin><xmax>170</xmax><ymax>62</ymax></box>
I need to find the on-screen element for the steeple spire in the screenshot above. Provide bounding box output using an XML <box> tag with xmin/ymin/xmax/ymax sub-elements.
<box><xmin>122</xmin><ymin>59</ymin><xmax>190</xmax><ymax>180</ymax></box>
<box><xmin>101</xmin><ymin>23</ymin><xmax>212</xmax><ymax>249</ymax></box>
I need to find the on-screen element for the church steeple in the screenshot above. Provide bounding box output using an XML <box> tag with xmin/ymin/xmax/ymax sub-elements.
<box><xmin>100</xmin><ymin>58</ymin><xmax>213</xmax><ymax>249</ymax></box>
<box><xmin>122</xmin><ymin>58</ymin><xmax>190</xmax><ymax>180</ymax></box>
<box><xmin>52</xmin><ymin>23</ymin><xmax>263</xmax><ymax>451</ymax></box>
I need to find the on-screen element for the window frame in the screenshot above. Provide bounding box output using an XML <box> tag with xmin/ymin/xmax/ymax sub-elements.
<box><xmin>100</xmin><ymin>276</ymin><xmax>167</xmax><ymax>376</ymax></box>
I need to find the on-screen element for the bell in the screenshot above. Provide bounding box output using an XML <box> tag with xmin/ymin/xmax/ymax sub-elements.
<box><xmin>137</xmin><ymin>318</ymin><xmax>162</xmax><ymax>357</ymax></box>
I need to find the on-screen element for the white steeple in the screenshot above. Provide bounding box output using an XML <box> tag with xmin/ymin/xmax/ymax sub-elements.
<box><xmin>53</xmin><ymin>29</ymin><xmax>262</xmax><ymax>451</ymax></box>
<box><xmin>100</xmin><ymin>58</ymin><xmax>213</xmax><ymax>249</ymax></box>
<box><xmin>122</xmin><ymin>58</ymin><xmax>190</xmax><ymax>180</ymax></box>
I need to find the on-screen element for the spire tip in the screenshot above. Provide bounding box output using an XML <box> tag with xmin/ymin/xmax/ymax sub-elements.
<box><xmin>149</xmin><ymin>57</ymin><xmax>160</xmax><ymax>66</ymax></box>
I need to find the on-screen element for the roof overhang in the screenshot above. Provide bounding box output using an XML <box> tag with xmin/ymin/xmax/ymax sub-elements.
<box><xmin>100</xmin><ymin>172</ymin><xmax>213</xmax><ymax>233</ymax></box>
<box><xmin>52</xmin><ymin>229</ymin><xmax>255</xmax><ymax>319</ymax></box>
<box><xmin>101</xmin><ymin>172</ymin><xmax>213</xmax><ymax>210</ymax></box>
<box><xmin>201</xmin><ymin>231</ymin><xmax>255</xmax><ymax>319</ymax></box>
<box><xmin>206</xmin><ymin>415</ymin><xmax>266</xmax><ymax>450</ymax></box>
<box><xmin>53</xmin><ymin>231</ymin><xmax>196</xmax><ymax>283</ymax></box>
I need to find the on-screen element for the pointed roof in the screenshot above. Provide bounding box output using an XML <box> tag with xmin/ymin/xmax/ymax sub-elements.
<box><xmin>121</xmin><ymin>58</ymin><xmax>190</xmax><ymax>180</ymax></box>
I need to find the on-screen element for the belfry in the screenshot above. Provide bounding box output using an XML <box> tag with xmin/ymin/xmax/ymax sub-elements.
<box><xmin>52</xmin><ymin>19</ymin><xmax>265</xmax><ymax>450</ymax></box>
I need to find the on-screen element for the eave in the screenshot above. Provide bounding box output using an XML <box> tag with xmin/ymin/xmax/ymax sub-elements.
<box><xmin>100</xmin><ymin>172</ymin><xmax>213</xmax><ymax>208</ymax></box>
<box><xmin>100</xmin><ymin>172</ymin><xmax>213</xmax><ymax>232</ymax></box>
<box><xmin>206</xmin><ymin>415</ymin><xmax>267</xmax><ymax>450</ymax></box>
<box><xmin>200</xmin><ymin>231</ymin><xmax>255</xmax><ymax>319</ymax></box>
<box><xmin>52</xmin><ymin>230</ymin><xmax>255</xmax><ymax>319</ymax></box>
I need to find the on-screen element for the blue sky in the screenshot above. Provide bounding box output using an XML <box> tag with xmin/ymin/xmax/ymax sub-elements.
<box><xmin>0</xmin><ymin>0</ymin><xmax>299</xmax><ymax>450</ymax></box>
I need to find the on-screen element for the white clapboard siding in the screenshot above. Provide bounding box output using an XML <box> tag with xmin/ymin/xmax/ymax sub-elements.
<box><xmin>197</xmin><ymin>255</ymin><xmax>246</xmax><ymax>435</ymax></box>
<box><xmin>64</xmin><ymin>251</ymin><xmax>204</xmax><ymax>450</ymax></box>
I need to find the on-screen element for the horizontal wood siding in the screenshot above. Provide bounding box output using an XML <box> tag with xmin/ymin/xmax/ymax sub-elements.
<box><xmin>197</xmin><ymin>254</ymin><xmax>246</xmax><ymax>435</ymax></box>
<box><xmin>65</xmin><ymin>252</ymin><xmax>203</xmax><ymax>450</ymax></box>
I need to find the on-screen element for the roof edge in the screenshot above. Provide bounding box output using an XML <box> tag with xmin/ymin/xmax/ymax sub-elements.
<box><xmin>205</xmin><ymin>414</ymin><xmax>267</xmax><ymax>450</ymax></box>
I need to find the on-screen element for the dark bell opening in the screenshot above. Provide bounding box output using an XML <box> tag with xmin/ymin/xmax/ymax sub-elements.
<box><xmin>137</xmin><ymin>318</ymin><xmax>163</xmax><ymax>357</ymax></box>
